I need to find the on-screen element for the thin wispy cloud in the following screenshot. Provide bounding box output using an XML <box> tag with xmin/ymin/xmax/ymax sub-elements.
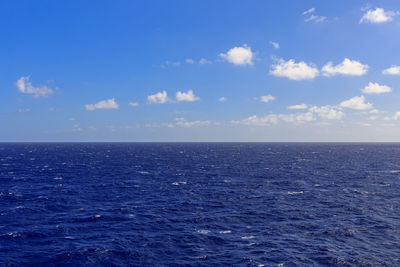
<box><xmin>302</xmin><ymin>8</ymin><xmax>326</xmax><ymax>23</ymax></box>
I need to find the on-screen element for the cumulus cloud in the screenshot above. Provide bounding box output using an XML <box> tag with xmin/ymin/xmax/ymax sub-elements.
<box><xmin>382</xmin><ymin>65</ymin><xmax>400</xmax><ymax>75</ymax></box>
<box><xmin>147</xmin><ymin>91</ymin><xmax>168</xmax><ymax>104</ymax></box>
<box><xmin>270</xmin><ymin>58</ymin><xmax>319</xmax><ymax>80</ymax></box>
<box><xmin>269</xmin><ymin>41</ymin><xmax>280</xmax><ymax>49</ymax></box>
<box><xmin>15</xmin><ymin>76</ymin><xmax>54</xmax><ymax>98</ymax></box>
<box><xmin>340</xmin><ymin>95</ymin><xmax>373</xmax><ymax>110</ymax></box>
<box><xmin>85</xmin><ymin>98</ymin><xmax>119</xmax><ymax>111</ymax></box>
<box><xmin>288</xmin><ymin>103</ymin><xmax>308</xmax><ymax>110</ymax></box>
<box><xmin>176</xmin><ymin>90</ymin><xmax>200</xmax><ymax>102</ymax></box>
<box><xmin>321</xmin><ymin>58</ymin><xmax>369</xmax><ymax>76</ymax></box>
<box><xmin>361</xmin><ymin>82</ymin><xmax>392</xmax><ymax>94</ymax></box>
<box><xmin>360</xmin><ymin>8</ymin><xmax>399</xmax><ymax>24</ymax></box>
<box><xmin>309</xmin><ymin>105</ymin><xmax>344</xmax><ymax>120</ymax></box>
<box><xmin>128</xmin><ymin>102</ymin><xmax>139</xmax><ymax>107</ymax></box>
<box><xmin>219</xmin><ymin>97</ymin><xmax>227</xmax><ymax>102</ymax></box>
<box><xmin>219</xmin><ymin>45</ymin><xmax>254</xmax><ymax>66</ymax></box>
<box><xmin>260</xmin><ymin>95</ymin><xmax>276</xmax><ymax>103</ymax></box>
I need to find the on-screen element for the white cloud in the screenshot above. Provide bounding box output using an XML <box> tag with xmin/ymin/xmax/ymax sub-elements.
<box><xmin>360</xmin><ymin>8</ymin><xmax>398</xmax><ymax>24</ymax></box>
<box><xmin>322</xmin><ymin>58</ymin><xmax>369</xmax><ymax>76</ymax></box>
<box><xmin>269</xmin><ymin>41</ymin><xmax>280</xmax><ymax>49</ymax></box>
<box><xmin>185</xmin><ymin>58</ymin><xmax>195</xmax><ymax>64</ymax></box>
<box><xmin>370</xmin><ymin>109</ymin><xmax>380</xmax><ymax>114</ymax></box>
<box><xmin>340</xmin><ymin>95</ymin><xmax>373</xmax><ymax>110</ymax></box>
<box><xmin>176</xmin><ymin>118</ymin><xmax>211</xmax><ymax>127</ymax></box>
<box><xmin>68</xmin><ymin>117</ymin><xmax>76</xmax><ymax>121</ymax></box>
<box><xmin>232</xmin><ymin>114</ymin><xmax>279</xmax><ymax>126</ymax></box>
<box><xmin>393</xmin><ymin>112</ymin><xmax>400</xmax><ymax>120</ymax></box>
<box><xmin>270</xmin><ymin>58</ymin><xmax>319</xmax><ymax>80</ymax></box>
<box><xmin>260</xmin><ymin>95</ymin><xmax>276</xmax><ymax>103</ymax></box>
<box><xmin>219</xmin><ymin>45</ymin><xmax>254</xmax><ymax>66</ymax></box>
<box><xmin>199</xmin><ymin>58</ymin><xmax>212</xmax><ymax>64</ymax></box>
<box><xmin>302</xmin><ymin>7</ymin><xmax>326</xmax><ymax>23</ymax></box>
<box><xmin>164</xmin><ymin>60</ymin><xmax>180</xmax><ymax>66</ymax></box>
<box><xmin>128</xmin><ymin>102</ymin><xmax>139</xmax><ymax>107</ymax></box>
<box><xmin>305</xmin><ymin>14</ymin><xmax>327</xmax><ymax>23</ymax></box>
<box><xmin>288</xmin><ymin>103</ymin><xmax>308</xmax><ymax>110</ymax></box>
<box><xmin>15</xmin><ymin>76</ymin><xmax>54</xmax><ymax>98</ymax></box>
<box><xmin>18</xmin><ymin>108</ymin><xmax>31</xmax><ymax>113</ymax></box>
<box><xmin>85</xmin><ymin>98</ymin><xmax>119</xmax><ymax>111</ymax></box>
<box><xmin>382</xmin><ymin>65</ymin><xmax>400</xmax><ymax>75</ymax></box>
<box><xmin>219</xmin><ymin>97</ymin><xmax>227</xmax><ymax>102</ymax></box>
<box><xmin>361</xmin><ymin>82</ymin><xmax>392</xmax><ymax>94</ymax></box>
<box><xmin>369</xmin><ymin>116</ymin><xmax>378</xmax><ymax>121</ymax></box>
<box><xmin>309</xmin><ymin>105</ymin><xmax>344</xmax><ymax>120</ymax></box>
<box><xmin>279</xmin><ymin>112</ymin><xmax>315</xmax><ymax>122</ymax></box>
<box><xmin>176</xmin><ymin>90</ymin><xmax>200</xmax><ymax>102</ymax></box>
<box><xmin>147</xmin><ymin>91</ymin><xmax>168</xmax><ymax>104</ymax></box>
<box><xmin>303</xmin><ymin>8</ymin><xmax>315</xmax><ymax>15</ymax></box>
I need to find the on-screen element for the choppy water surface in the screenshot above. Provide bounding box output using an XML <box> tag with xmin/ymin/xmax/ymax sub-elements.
<box><xmin>1</xmin><ymin>143</ymin><xmax>400</xmax><ymax>266</ymax></box>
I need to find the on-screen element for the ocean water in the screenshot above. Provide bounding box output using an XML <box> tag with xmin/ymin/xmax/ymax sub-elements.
<box><xmin>0</xmin><ymin>143</ymin><xmax>400</xmax><ymax>266</ymax></box>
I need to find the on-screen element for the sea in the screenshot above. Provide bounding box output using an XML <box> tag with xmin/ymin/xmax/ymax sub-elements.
<box><xmin>0</xmin><ymin>143</ymin><xmax>399</xmax><ymax>266</ymax></box>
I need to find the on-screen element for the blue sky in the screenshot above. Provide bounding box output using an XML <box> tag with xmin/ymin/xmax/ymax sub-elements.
<box><xmin>2</xmin><ymin>0</ymin><xmax>400</xmax><ymax>141</ymax></box>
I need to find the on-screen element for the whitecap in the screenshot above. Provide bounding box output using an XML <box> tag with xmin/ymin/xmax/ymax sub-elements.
<box><xmin>54</xmin><ymin>177</ymin><xmax>63</xmax><ymax>180</ymax></box>
<box><xmin>197</xmin><ymin>229</ymin><xmax>210</xmax><ymax>234</ymax></box>
<box><xmin>219</xmin><ymin>230</ymin><xmax>231</xmax><ymax>234</ymax></box>
<box><xmin>287</xmin><ymin>191</ymin><xmax>303</xmax><ymax>195</ymax></box>
<box><xmin>241</xmin><ymin>235</ymin><xmax>255</xmax><ymax>240</ymax></box>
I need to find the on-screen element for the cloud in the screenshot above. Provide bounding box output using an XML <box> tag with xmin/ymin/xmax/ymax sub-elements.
<box><xmin>361</xmin><ymin>82</ymin><xmax>392</xmax><ymax>94</ymax></box>
<box><xmin>15</xmin><ymin>76</ymin><xmax>54</xmax><ymax>98</ymax></box>
<box><xmin>360</xmin><ymin>8</ymin><xmax>398</xmax><ymax>24</ymax></box>
<box><xmin>309</xmin><ymin>105</ymin><xmax>344</xmax><ymax>120</ymax></box>
<box><xmin>303</xmin><ymin>8</ymin><xmax>315</xmax><ymax>15</ymax></box>
<box><xmin>302</xmin><ymin>7</ymin><xmax>326</xmax><ymax>23</ymax></box>
<box><xmin>382</xmin><ymin>65</ymin><xmax>400</xmax><ymax>75</ymax></box>
<box><xmin>85</xmin><ymin>98</ymin><xmax>119</xmax><ymax>111</ymax></box>
<box><xmin>18</xmin><ymin>108</ymin><xmax>31</xmax><ymax>113</ymax></box>
<box><xmin>269</xmin><ymin>41</ymin><xmax>280</xmax><ymax>49</ymax></box>
<box><xmin>185</xmin><ymin>59</ymin><xmax>195</xmax><ymax>64</ymax></box>
<box><xmin>175</xmin><ymin>118</ymin><xmax>211</xmax><ymax>127</ymax></box>
<box><xmin>176</xmin><ymin>90</ymin><xmax>200</xmax><ymax>102</ymax></box>
<box><xmin>288</xmin><ymin>103</ymin><xmax>308</xmax><ymax>110</ymax></box>
<box><xmin>164</xmin><ymin>60</ymin><xmax>180</xmax><ymax>66</ymax></box>
<box><xmin>278</xmin><ymin>112</ymin><xmax>315</xmax><ymax>122</ymax></box>
<box><xmin>340</xmin><ymin>95</ymin><xmax>373</xmax><ymax>110</ymax></box>
<box><xmin>321</xmin><ymin>58</ymin><xmax>369</xmax><ymax>76</ymax></box>
<box><xmin>199</xmin><ymin>58</ymin><xmax>212</xmax><ymax>64</ymax></box>
<box><xmin>219</xmin><ymin>45</ymin><xmax>254</xmax><ymax>66</ymax></box>
<box><xmin>219</xmin><ymin>97</ymin><xmax>227</xmax><ymax>102</ymax></box>
<box><xmin>232</xmin><ymin>114</ymin><xmax>279</xmax><ymax>126</ymax></box>
<box><xmin>128</xmin><ymin>102</ymin><xmax>139</xmax><ymax>107</ymax></box>
<box><xmin>270</xmin><ymin>58</ymin><xmax>319</xmax><ymax>80</ymax></box>
<box><xmin>147</xmin><ymin>91</ymin><xmax>168</xmax><ymax>104</ymax></box>
<box><xmin>260</xmin><ymin>95</ymin><xmax>276</xmax><ymax>103</ymax></box>
<box><xmin>393</xmin><ymin>112</ymin><xmax>400</xmax><ymax>120</ymax></box>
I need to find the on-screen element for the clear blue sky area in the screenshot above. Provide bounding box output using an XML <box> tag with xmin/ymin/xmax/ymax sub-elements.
<box><xmin>2</xmin><ymin>0</ymin><xmax>400</xmax><ymax>141</ymax></box>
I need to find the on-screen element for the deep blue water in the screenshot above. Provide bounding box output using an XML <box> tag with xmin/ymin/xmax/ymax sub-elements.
<box><xmin>1</xmin><ymin>143</ymin><xmax>400</xmax><ymax>266</ymax></box>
